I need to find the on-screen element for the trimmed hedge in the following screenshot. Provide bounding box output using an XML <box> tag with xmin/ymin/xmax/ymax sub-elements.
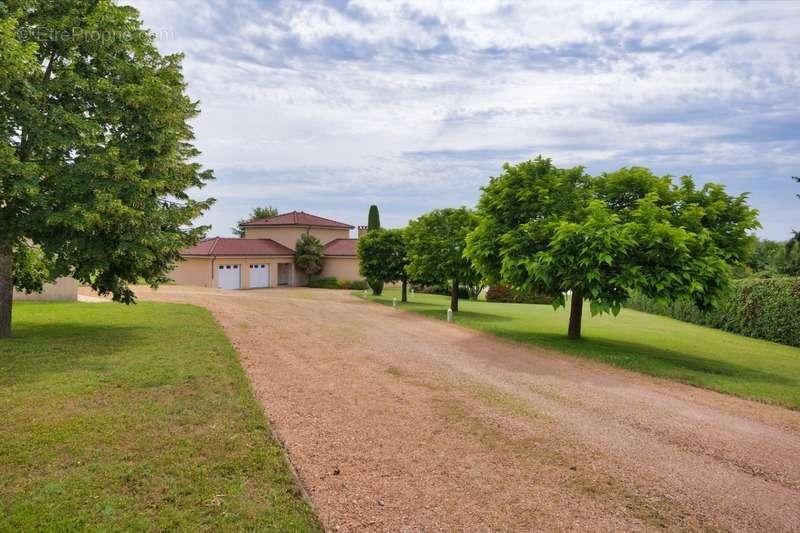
<box><xmin>412</xmin><ymin>284</ymin><xmax>470</xmax><ymax>299</ymax></box>
<box><xmin>307</xmin><ymin>277</ymin><xmax>369</xmax><ymax>290</ymax></box>
<box><xmin>626</xmin><ymin>277</ymin><xmax>800</xmax><ymax>347</ymax></box>
<box><xmin>486</xmin><ymin>284</ymin><xmax>555</xmax><ymax>305</ymax></box>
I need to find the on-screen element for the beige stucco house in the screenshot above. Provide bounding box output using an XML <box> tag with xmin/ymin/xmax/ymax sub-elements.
<box><xmin>169</xmin><ymin>211</ymin><xmax>364</xmax><ymax>289</ymax></box>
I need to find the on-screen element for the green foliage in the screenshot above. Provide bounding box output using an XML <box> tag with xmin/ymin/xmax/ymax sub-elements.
<box><xmin>368</xmin><ymin>279</ymin><xmax>384</xmax><ymax>295</ymax></box>
<box><xmin>627</xmin><ymin>277</ymin><xmax>800</xmax><ymax>347</ymax></box>
<box><xmin>0</xmin><ymin>302</ymin><xmax>320</xmax><ymax>530</ymax></box>
<box><xmin>367</xmin><ymin>205</ymin><xmax>381</xmax><ymax>231</ymax></box>
<box><xmin>348</xmin><ymin>279</ymin><xmax>369</xmax><ymax>290</ymax></box>
<box><xmin>0</xmin><ymin>1</ymin><xmax>214</xmax><ymax>307</ymax></box>
<box><xmin>294</xmin><ymin>233</ymin><xmax>324</xmax><ymax>277</ymax></box>
<box><xmin>307</xmin><ymin>276</ymin><xmax>339</xmax><ymax>289</ymax></box>
<box><xmin>358</xmin><ymin>229</ymin><xmax>408</xmax><ymax>285</ymax></box>
<box><xmin>485</xmin><ymin>284</ymin><xmax>554</xmax><ymax>304</ymax></box>
<box><xmin>306</xmin><ymin>277</ymin><xmax>368</xmax><ymax>290</ymax></box>
<box><xmin>232</xmin><ymin>206</ymin><xmax>278</xmax><ymax>237</ymax></box>
<box><xmin>11</xmin><ymin>243</ymin><xmax>54</xmax><ymax>294</ymax></box>
<box><xmin>412</xmin><ymin>283</ymin><xmax>470</xmax><ymax>299</ymax></box>
<box><xmin>466</xmin><ymin>157</ymin><xmax>760</xmax><ymax>333</ymax></box>
<box><xmin>743</xmin><ymin>237</ymin><xmax>799</xmax><ymax>277</ymax></box>
<box><xmin>405</xmin><ymin>207</ymin><xmax>481</xmax><ymax>290</ymax></box>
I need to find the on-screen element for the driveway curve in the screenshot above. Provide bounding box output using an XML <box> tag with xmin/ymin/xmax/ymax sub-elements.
<box><xmin>134</xmin><ymin>286</ymin><xmax>800</xmax><ymax>532</ymax></box>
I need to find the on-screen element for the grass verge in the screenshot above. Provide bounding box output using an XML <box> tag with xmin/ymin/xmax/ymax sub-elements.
<box><xmin>0</xmin><ymin>302</ymin><xmax>320</xmax><ymax>532</ymax></box>
<box><xmin>361</xmin><ymin>288</ymin><xmax>800</xmax><ymax>409</ymax></box>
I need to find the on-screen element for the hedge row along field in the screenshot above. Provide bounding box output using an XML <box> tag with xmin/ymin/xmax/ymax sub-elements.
<box><xmin>626</xmin><ymin>277</ymin><xmax>800</xmax><ymax>347</ymax></box>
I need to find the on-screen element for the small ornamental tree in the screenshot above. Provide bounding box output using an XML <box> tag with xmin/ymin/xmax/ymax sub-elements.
<box><xmin>465</xmin><ymin>157</ymin><xmax>760</xmax><ymax>339</ymax></box>
<box><xmin>294</xmin><ymin>233</ymin><xmax>324</xmax><ymax>278</ymax></box>
<box><xmin>358</xmin><ymin>229</ymin><xmax>408</xmax><ymax>300</ymax></box>
<box><xmin>405</xmin><ymin>207</ymin><xmax>480</xmax><ymax>312</ymax></box>
<box><xmin>0</xmin><ymin>2</ymin><xmax>215</xmax><ymax>337</ymax></box>
<box><xmin>232</xmin><ymin>206</ymin><xmax>278</xmax><ymax>237</ymax></box>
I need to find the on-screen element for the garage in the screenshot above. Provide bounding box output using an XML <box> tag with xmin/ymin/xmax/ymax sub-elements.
<box><xmin>249</xmin><ymin>264</ymin><xmax>270</xmax><ymax>288</ymax></box>
<box><xmin>217</xmin><ymin>264</ymin><xmax>241</xmax><ymax>289</ymax></box>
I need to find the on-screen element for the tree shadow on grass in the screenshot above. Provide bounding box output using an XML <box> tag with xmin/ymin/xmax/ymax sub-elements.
<box><xmin>0</xmin><ymin>323</ymin><xmax>146</xmax><ymax>386</ymax></box>
<box><xmin>401</xmin><ymin>306</ymin><xmax>514</xmax><ymax>324</ymax></box>
<box><xmin>489</xmin><ymin>329</ymin><xmax>798</xmax><ymax>390</ymax></box>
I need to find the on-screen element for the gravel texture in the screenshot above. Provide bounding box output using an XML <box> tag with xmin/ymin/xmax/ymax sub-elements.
<box><xmin>130</xmin><ymin>286</ymin><xmax>800</xmax><ymax>532</ymax></box>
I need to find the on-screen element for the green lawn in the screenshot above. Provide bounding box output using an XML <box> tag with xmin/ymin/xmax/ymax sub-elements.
<box><xmin>362</xmin><ymin>289</ymin><xmax>800</xmax><ymax>409</ymax></box>
<box><xmin>0</xmin><ymin>302</ymin><xmax>320</xmax><ymax>532</ymax></box>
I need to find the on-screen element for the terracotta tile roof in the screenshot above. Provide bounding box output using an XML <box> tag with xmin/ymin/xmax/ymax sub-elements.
<box><xmin>243</xmin><ymin>210</ymin><xmax>354</xmax><ymax>229</ymax></box>
<box><xmin>323</xmin><ymin>238</ymin><xmax>358</xmax><ymax>257</ymax></box>
<box><xmin>182</xmin><ymin>237</ymin><xmax>295</xmax><ymax>256</ymax></box>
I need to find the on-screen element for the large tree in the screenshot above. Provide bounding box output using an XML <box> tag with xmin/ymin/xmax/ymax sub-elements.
<box><xmin>406</xmin><ymin>207</ymin><xmax>480</xmax><ymax>312</ymax></box>
<box><xmin>0</xmin><ymin>2</ymin><xmax>214</xmax><ymax>337</ymax></box>
<box><xmin>294</xmin><ymin>233</ymin><xmax>324</xmax><ymax>278</ymax></box>
<box><xmin>357</xmin><ymin>228</ymin><xmax>408</xmax><ymax>300</ymax></box>
<box><xmin>465</xmin><ymin>157</ymin><xmax>759</xmax><ymax>339</ymax></box>
<box><xmin>232</xmin><ymin>206</ymin><xmax>278</xmax><ymax>237</ymax></box>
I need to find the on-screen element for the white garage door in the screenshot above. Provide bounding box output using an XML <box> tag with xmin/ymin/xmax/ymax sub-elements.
<box><xmin>249</xmin><ymin>264</ymin><xmax>270</xmax><ymax>288</ymax></box>
<box><xmin>217</xmin><ymin>264</ymin><xmax>241</xmax><ymax>289</ymax></box>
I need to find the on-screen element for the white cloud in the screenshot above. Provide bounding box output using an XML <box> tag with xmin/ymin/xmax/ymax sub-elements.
<box><xmin>128</xmin><ymin>0</ymin><xmax>800</xmax><ymax>238</ymax></box>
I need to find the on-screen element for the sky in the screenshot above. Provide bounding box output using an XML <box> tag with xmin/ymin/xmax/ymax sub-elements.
<box><xmin>127</xmin><ymin>0</ymin><xmax>800</xmax><ymax>240</ymax></box>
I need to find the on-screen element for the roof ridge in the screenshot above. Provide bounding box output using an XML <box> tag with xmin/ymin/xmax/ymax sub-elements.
<box><xmin>207</xmin><ymin>236</ymin><xmax>220</xmax><ymax>255</ymax></box>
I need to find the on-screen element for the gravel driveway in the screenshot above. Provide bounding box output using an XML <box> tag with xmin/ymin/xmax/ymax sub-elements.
<box><xmin>135</xmin><ymin>286</ymin><xmax>800</xmax><ymax>532</ymax></box>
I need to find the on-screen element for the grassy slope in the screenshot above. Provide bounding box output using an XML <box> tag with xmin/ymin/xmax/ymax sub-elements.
<box><xmin>363</xmin><ymin>289</ymin><xmax>800</xmax><ymax>409</ymax></box>
<box><xmin>0</xmin><ymin>302</ymin><xmax>320</xmax><ymax>532</ymax></box>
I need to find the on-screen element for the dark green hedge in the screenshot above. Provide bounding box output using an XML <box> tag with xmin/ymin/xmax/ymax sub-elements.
<box><xmin>485</xmin><ymin>284</ymin><xmax>554</xmax><ymax>305</ymax></box>
<box><xmin>307</xmin><ymin>277</ymin><xmax>368</xmax><ymax>290</ymax></box>
<box><xmin>626</xmin><ymin>277</ymin><xmax>800</xmax><ymax>347</ymax></box>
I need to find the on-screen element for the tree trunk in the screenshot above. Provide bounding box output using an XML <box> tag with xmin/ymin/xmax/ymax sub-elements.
<box><xmin>401</xmin><ymin>277</ymin><xmax>407</xmax><ymax>303</ymax></box>
<box><xmin>0</xmin><ymin>241</ymin><xmax>12</xmax><ymax>338</ymax></box>
<box><xmin>568</xmin><ymin>288</ymin><xmax>583</xmax><ymax>340</ymax></box>
<box><xmin>450</xmin><ymin>277</ymin><xmax>459</xmax><ymax>312</ymax></box>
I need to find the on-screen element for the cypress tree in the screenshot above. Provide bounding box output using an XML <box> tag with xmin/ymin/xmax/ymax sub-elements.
<box><xmin>368</xmin><ymin>205</ymin><xmax>381</xmax><ymax>230</ymax></box>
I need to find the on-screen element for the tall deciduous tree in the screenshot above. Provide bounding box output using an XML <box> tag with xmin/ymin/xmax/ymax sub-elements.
<box><xmin>294</xmin><ymin>233</ymin><xmax>324</xmax><ymax>278</ymax></box>
<box><xmin>466</xmin><ymin>157</ymin><xmax>759</xmax><ymax>339</ymax></box>
<box><xmin>232</xmin><ymin>206</ymin><xmax>278</xmax><ymax>237</ymax></box>
<box><xmin>0</xmin><ymin>2</ymin><xmax>214</xmax><ymax>337</ymax></box>
<box><xmin>406</xmin><ymin>207</ymin><xmax>480</xmax><ymax>312</ymax></box>
<box><xmin>358</xmin><ymin>228</ymin><xmax>408</xmax><ymax>300</ymax></box>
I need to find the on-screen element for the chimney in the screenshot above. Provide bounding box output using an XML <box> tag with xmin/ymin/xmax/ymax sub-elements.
<box><xmin>358</xmin><ymin>225</ymin><xmax>369</xmax><ymax>238</ymax></box>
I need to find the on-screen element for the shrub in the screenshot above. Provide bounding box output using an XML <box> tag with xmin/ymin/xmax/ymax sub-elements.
<box><xmin>626</xmin><ymin>277</ymin><xmax>800</xmax><ymax>347</ymax></box>
<box><xmin>485</xmin><ymin>284</ymin><xmax>554</xmax><ymax>304</ymax></box>
<box><xmin>307</xmin><ymin>277</ymin><xmax>339</xmax><ymax>289</ymax></box>
<box><xmin>349</xmin><ymin>280</ymin><xmax>369</xmax><ymax>290</ymax></box>
<box><xmin>412</xmin><ymin>284</ymin><xmax>469</xmax><ymax>299</ymax></box>
<box><xmin>336</xmin><ymin>279</ymin><xmax>351</xmax><ymax>290</ymax></box>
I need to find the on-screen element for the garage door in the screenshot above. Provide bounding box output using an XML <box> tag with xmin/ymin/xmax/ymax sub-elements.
<box><xmin>249</xmin><ymin>264</ymin><xmax>270</xmax><ymax>288</ymax></box>
<box><xmin>217</xmin><ymin>264</ymin><xmax>241</xmax><ymax>289</ymax></box>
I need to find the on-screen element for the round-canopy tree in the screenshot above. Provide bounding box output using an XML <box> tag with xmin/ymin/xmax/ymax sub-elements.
<box><xmin>294</xmin><ymin>233</ymin><xmax>324</xmax><ymax>279</ymax></box>
<box><xmin>0</xmin><ymin>1</ymin><xmax>215</xmax><ymax>337</ymax></box>
<box><xmin>465</xmin><ymin>157</ymin><xmax>759</xmax><ymax>339</ymax></box>
<box><xmin>232</xmin><ymin>206</ymin><xmax>278</xmax><ymax>238</ymax></box>
<box><xmin>405</xmin><ymin>207</ymin><xmax>480</xmax><ymax>312</ymax></box>
<box><xmin>357</xmin><ymin>228</ymin><xmax>408</xmax><ymax>300</ymax></box>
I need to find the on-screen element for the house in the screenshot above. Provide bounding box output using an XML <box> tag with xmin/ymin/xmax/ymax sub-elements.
<box><xmin>169</xmin><ymin>211</ymin><xmax>363</xmax><ymax>289</ymax></box>
<box><xmin>14</xmin><ymin>277</ymin><xmax>78</xmax><ymax>301</ymax></box>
